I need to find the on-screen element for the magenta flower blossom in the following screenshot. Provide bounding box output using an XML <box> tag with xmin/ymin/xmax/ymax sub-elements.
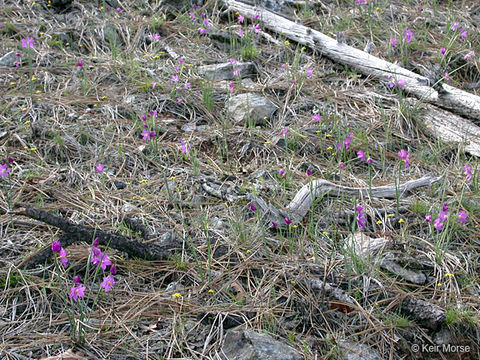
<box><xmin>441</xmin><ymin>48</ymin><xmax>446</xmax><ymax>55</ymax></box>
<box><xmin>281</xmin><ymin>128</ymin><xmax>288</xmax><ymax>136</ymax></box>
<box><xmin>461</xmin><ymin>164</ymin><xmax>472</xmax><ymax>181</ymax></box>
<box><xmin>254</xmin><ymin>13</ymin><xmax>259</xmax><ymax>20</ymax></box>
<box><xmin>229</xmin><ymin>58</ymin><xmax>237</xmax><ymax>66</ymax></box>
<box><xmin>238</xmin><ymin>28</ymin><xmax>244</xmax><ymax>37</ymax></box>
<box><xmin>279</xmin><ymin>169</ymin><xmax>285</xmax><ymax>176</ymax></box>
<box><xmin>396</xmin><ymin>79</ymin><xmax>405</xmax><ymax>88</ymax></box>
<box><xmin>460</xmin><ymin>28</ymin><xmax>467</xmax><ymax>40</ymax></box>
<box><xmin>356</xmin><ymin>205</ymin><xmax>367</xmax><ymax>229</ymax></box>
<box><xmin>0</xmin><ymin>163</ymin><xmax>11</xmax><ymax>178</ymax></box>
<box><xmin>96</xmin><ymin>163</ymin><xmax>104</xmax><ymax>173</ymax></box>
<box><xmin>312</xmin><ymin>113</ymin><xmax>322</xmax><ymax>122</ymax></box>
<box><xmin>151</xmin><ymin>81</ymin><xmax>156</xmax><ymax>89</ymax></box>
<box><xmin>390</xmin><ymin>37</ymin><xmax>397</xmax><ymax>47</ymax></box>
<box><xmin>238</xmin><ymin>14</ymin><xmax>244</xmax><ymax>23</ymax></box>
<box><xmin>343</xmin><ymin>133</ymin><xmax>353</xmax><ymax>149</ymax></box>
<box><xmin>444</xmin><ymin>72</ymin><xmax>450</xmax><ymax>83</ymax></box>
<box><xmin>433</xmin><ymin>217</ymin><xmax>444</xmax><ymax>231</ymax></box>
<box><xmin>171</xmin><ymin>74</ymin><xmax>179</xmax><ymax>83</ymax></box>
<box><xmin>229</xmin><ymin>81</ymin><xmax>234</xmax><ymax>94</ymax></box>
<box><xmin>284</xmin><ymin>217</ymin><xmax>292</xmax><ymax>225</ymax></box>
<box><xmin>233</xmin><ymin>68</ymin><xmax>242</xmax><ymax>77</ymax></box>
<box><xmin>306</xmin><ymin>168</ymin><xmax>312</xmax><ymax>176</ymax></box>
<box><xmin>425</xmin><ymin>215</ymin><xmax>432</xmax><ymax>222</ymax></box>
<box><xmin>77</xmin><ymin>60</ymin><xmax>83</xmax><ymax>67</ymax></box>
<box><xmin>100</xmin><ymin>275</ymin><xmax>115</xmax><ymax>292</ymax></box>
<box><xmin>366</xmin><ymin>157</ymin><xmax>373</xmax><ymax>164</ymax></box>
<box><xmin>403</xmin><ymin>29</ymin><xmax>413</xmax><ymax>44</ymax></box>
<box><xmin>141</xmin><ymin>129</ymin><xmax>152</xmax><ymax>141</ymax></box>
<box><xmin>457</xmin><ymin>210</ymin><xmax>468</xmax><ymax>223</ymax></box>
<box><xmin>52</xmin><ymin>241</ymin><xmax>61</xmax><ymax>253</ymax></box>
<box><xmin>271</xmin><ymin>221</ymin><xmax>279</xmax><ymax>228</ymax></box>
<box><xmin>339</xmin><ymin>162</ymin><xmax>346</xmax><ymax>169</ymax></box>
<box><xmin>179</xmin><ymin>140</ymin><xmax>191</xmax><ymax>154</ymax></box>
<box><xmin>250</xmin><ymin>203</ymin><xmax>257</xmax><ymax>212</ymax></box>
<box><xmin>110</xmin><ymin>265</ymin><xmax>117</xmax><ymax>275</ymax></box>
<box><xmin>398</xmin><ymin>149</ymin><xmax>410</xmax><ymax>168</ymax></box>
<box><xmin>357</xmin><ymin>150</ymin><xmax>366</xmax><ymax>162</ymax></box>
<box><xmin>197</xmin><ymin>28</ymin><xmax>207</xmax><ymax>35</ymax></box>
<box><xmin>305</xmin><ymin>68</ymin><xmax>313</xmax><ymax>78</ymax></box>
<box><xmin>464</xmin><ymin>51</ymin><xmax>474</xmax><ymax>60</ymax></box>
<box><xmin>116</xmin><ymin>7</ymin><xmax>121</xmax><ymax>13</ymax></box>
<box><xmin>69</xmin><ymin>284</ymin><xmax>86</xmax><ymax>301</ymax></box>
<box><xmin>93</xmin><ymin>237</ymin><xmax>99</xmax><ymax>247</ymax></box>
<box><xmin>8</xmin><ymin>157</ymin><xmax>14</xmax><ymax>163</ymax></box>
<box><xmin>450</xmin><ymin>21</ymin><xmax>459</xmax><ymax>31</ymax></box>
<box><xmin>59</xmin><ymin>248</ymin><xmax>68</xmax><ymax>267</ymax></box>
<box><xmin>21</xmin><ymin>36</ymin><xmax>34</xmax><ymax>48</ymax></box>
<box><xmin>73</xmin><ymin>275</ymin><xmax>81</xmax><ymax>284</ymax></box>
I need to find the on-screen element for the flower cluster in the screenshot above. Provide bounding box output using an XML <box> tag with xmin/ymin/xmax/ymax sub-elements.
<box><xmin>52</xmin><ymin>241</ymin><xmax>69</xmax><ymax>267</ymax></box>
<box><xmin>427</xmin><ymin>203</ymin><xmax>468</xmax><ymax>231</ymax></box>
<box><xmin>140</xmin><ymin>112</ymin><xmax>157</xmax><ymax>142</ymax></box>
<box><xmin>357</xmin><ymin>150</ymin><xmax>372</xmax><ymax>164</ymax></box>
<box><xmin>0</xmin><ymin>163</ymin><xmax>12</xmax><ymax>178</ymax></box>
<box><xmin>387</xmin><ymin>76</ymin><xmax>405</xmax><ymax>89</ymax></box>
<box><xmin>356</xmin><ymin>205</ymin><xmax>367</xmax><ymax>229</ymax></box>
<box><xmin>398</xmin><ymin>149</ymin><xmax>410</xmax><ymax>168</ymax></box>
<box><xmin>235</xmin><ymin>12</ymin><xmax>261</xmax><ymax>37</ymax></box>
<box><xmin>403</xmin><ymin>29</ymin><xmax>414</xmax><ymax>44</ymax></box>
<box><xmin>461</xmin><ymin>164</ymin><xmax>472</xmax><ymax>181</ymax></box>
<box><xmin>189</xmin><ymin>5</ymin><xmax>214</xmax><ymax>35</ymax></box>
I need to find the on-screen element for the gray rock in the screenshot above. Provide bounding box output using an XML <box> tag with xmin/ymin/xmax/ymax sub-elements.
<box><xmin>221</xmin><ymin>329</ymin><xmax>302</xmax><ymax>360</ymax></box>
<box><xmin>227</xmin><ymin>93</ymin><xmax>277</xmax><ymax>126</ymax></box>
<box><xmin>0</xmin><ymin>51</ymin><xmax>19</xmax><ymax>67</ymax></box>
<box><xmin>380</xmin><ymin>253</ymin><xmax>426</xmax><ymax>285</ymax></box>
<box><xmin>197</xmin><ymin>61</ymin><xmax>256</xmax><ymax>81</ymax></box>
<box><xmin>338</xmin><ymin>340</ymin><xmax>384</xmax><ymax>360</ymax></box>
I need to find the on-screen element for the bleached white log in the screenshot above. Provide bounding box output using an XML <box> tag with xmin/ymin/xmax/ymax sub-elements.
<box><xmin>221</xmin><ymin>0</ymin><xmax>480</xmax><ymax>120</ymax></box>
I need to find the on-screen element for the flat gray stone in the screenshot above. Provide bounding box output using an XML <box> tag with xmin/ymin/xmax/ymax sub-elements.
<box><xmin>197</xmin><ymin>61</ymin><xmax>256</xmax><ymax>81</ymax></box>
<box><xmin>221</xmin><ymin>329</ymin><xmax>302</xmax><ymax>360</ymax></box>
<box><xmin>227</xmin><ymin>93</ymin><xmax>277</xmax><ymax>126</ymax></box>
<box><xmin>0</xmin><ymin>51</ymin><xmax>18</xmax><ymax>67</ymax></box>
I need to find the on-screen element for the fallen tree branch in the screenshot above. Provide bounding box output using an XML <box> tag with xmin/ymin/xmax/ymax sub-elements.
<box><xmin>221</xmin><ymin>0</ymin><xmax>480</xmax><ymax>121</ymax></box>
<box><xmin>14</xmin><ymin>205</ymin><xmax>182</xmax><ymax>269</ymax></box>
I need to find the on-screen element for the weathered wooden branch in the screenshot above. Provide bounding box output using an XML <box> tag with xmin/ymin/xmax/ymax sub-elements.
<box><xmin>221</xmin><ymin>0</ymin><xmax>480</xmax><ymax>121</ymax></box>
<box><xmin>15</xmin><ymin>205</ymin><xmax>181</xmax><ymax>269</ymax></box>
<box><xmin>285</xmin><ymin>175</ymin><xmax>441</xmax><ymax>223</ymax></box>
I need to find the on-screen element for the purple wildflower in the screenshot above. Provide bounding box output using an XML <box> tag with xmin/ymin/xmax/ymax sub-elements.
<box><xmin>464</xmin><ymin>51</ymin><xmax>474</xmax><ymax>60</ymax></box>
<box><xmin>356</xmin><ymin>205</ymin><xmax>367</xmax><ymax>229</ymax></box>
<box><xmin>110</xmin><ymin>265</ymin><xmax>117</xmax><ymax>275</ymax></box>
<box><xmin>441</xmin><ymin>48</ymin><xmax>446</xmax><ymax>55</ymax></box>
<box><xmin>460</xmin><ymin>28</ymin><xmax>467</xmax><ymax>40</ymax></box>
<box><xmin>312</xmin><ymin>113</ymin><xmax>322</xmax><ymax>122</ymax></box>
<box><xmin>450</xmin><ymin>21</ymin><xmax>459</xmax><ymax>31</ymax></box>
<box><xmin>366</xmin><ymin>157</ymin><xmax>373</xmax><ymax>164</ymax></box>
<box><xmin>306</xmin><ymin>168</ymin><xmax>312</xmax><ymax>176</ymax></box>
<box><xmin>433</xmin><ymin>217</ymin><xmax>444</xmax><ymax>231</ymax></box>
<box><xmin>357</xmin><ymin>150</ymin><xmax>366</xmax><ymax>162</ymax></box>
<box><xmin>250</xmin><ymin>203</ymin><xmax>257</xmax><ymax>212</ymax></box>
<box><xmin>0</xmin><ymin>164</ymin><xmax>11</xmax><ymax>178</ymax></box>
<box><xmin>73</xmin><ymin>275</ymin><xmax>81</xmax><ymax>284</ymax></box>
<box><xmin>96</xmin><ymin>164</ymin><xmax>104</xmax><ymax>173</ymax></box>
<box><xmin>461</xmin><ymin>164</ymin><xmax>472</xmax><ymax>181</ymax></box>
<box><xmin>281</xmin><ymin>128</ymin><xmax>288</xmax><ymax>136</ymax></box>
<box><xmin>457</xmin><ymin>210</ymin><xmax>468</xmax><ymax>224</ymax></box>
<box><xmin>284</xmin><ymin>217</ymin><xmax>292</xmax><ymax>225</ymax></box>
<box><xmin>238</xmin><ymin>14</ymin><xmax>244</xmax><ymax>23</ymax></box>
<box><xmin>279</xmin><ymin>169</ymin><xmax>285</xmax><ymax>176</ymax></box>
<box><xmin>396</xmin><ymin>79</ymin><xmax>405</xmax><ymax>88</ymax></box>
<box><xmin>444</xmin><ymin>72</ymin><xmax>450</xmax><ymax>83</ymax></box>
<box><xmin>305</xmin><ymin>68</ymin><xmax>313</xmax><ymax>78</ymax></box>
<box><xmin>398</xmin><ymin>149</ymin><xmax>410</xmax><ymax>168</ymax></box>
<box><xmin>403</xmin><ymin>29</ymin><xmax>413</xmax><ymax>44</ymax></box>
<box><xmin>77</xmin><ymin>60</ymin><xmax>83</xmax><ymax>67</ymax></box>
<box><xmin>100</xmin><ymin>275</ymin><xmax>115</xmax><ymax>292</ymax></box>
<box><xmin>271</xmin><ymin>221</ymin><xmax>279</xmax><ymax>228</ymax></box>
<box><xmin>425</xmin><ymin>215</ymin><xmax>432</xmax><ymax>222</ymax></box>
<box><xmin>69</xmin><ymin>284</ymin><xmax>86</xmax><ymax>302</ymax></box>
<box><xmin>21</xmin><ymin>36</ymin><xmax>34</xmax><ymax>48</ymax></box>
<box><xmin>339</xmin><ymin>162</ymin><xmax>346</xmax><ymax>169</ymax></box>
<box><xmin>390</xmin><ymin>37</ymin><xmax>397</xmax><ymax>47</ymax></box>
<box><xmin>52</xmin><ymin>241</ymin><xmax>61</xmax><ymax>253</ymax></box>
<box><xmin>59</xmin><ymin>248</ymin><xmax>68</xmax><ymax>267</ymax></box>
<box><xmin>179</xmin><ymin>140</ymin><xmax>190</xmax><ymax>154</ymax></box>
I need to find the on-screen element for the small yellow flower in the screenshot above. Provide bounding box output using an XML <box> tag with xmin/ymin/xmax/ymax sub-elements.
<box><xmin>10</xmin><ymin>82</ymin><xmax>15</xmax><ymax>86</ymax></box>
<box><xmin>35</xmin><ymin>90</ymin><xmax>41</xmax><ymax>94</ymax></box>
<box><xmin>292</xmin><ymin>224</ymin><xmax>298</xmax><ymax>229</ymax></box>
<box><xmin>264</xmin><ymin>141</ymin><xmax>271</xmax><ymax>145</ymax></box>
<box><xmin>376</xmin><ymin>7</ymin><xmax>381</xmax><ymax>11</ymax></box>
<box><xmin>444</xmin><ymin>273</ymin><xmax>454</xmax><ymax>277</ymax></box>
<box><xmin>126</xmin><ymin>181</ymin><xmax>131</xmax><ymax>185</ymax></box>
<box><xmin>39</xmin><ymin>32</ymin><xmax>44</xmax><ymax>36</ymax></box>
<box><xmin>99</xmin><ymin>6</ymin><xmax>104</xmax><ymax>10</ymax></box>
<box><xmin>162</xmin><ymin>154</ymin><xmax>167</xmax><ymax>158</ymax></box>
<box><xmin>37</xmin><ymin>98</ymin><xmax>42</xmax><ymax>101</ymax></box>
<box><xmin>475</xmin><ymin>224</ymin><xmax>479</xmax><ymax>228</ymax></box>
<box><xmin>284</xmin><ymin>40</ymin><xmax>290</xmax><ymax>46</ymax></box>
<box><xmin>140</xmin><ymin>179</ymin><xmax>148</xmax><ymax>183</ymax></box>
<box><xmin>246</xmin><ymin>249</ymin><xmax>252</xmax><ymax>254</ymax></box>
<box><xmin>208</xmin><ymin>289</ymin><xmax>214</xmax><ymax>293</ymax></box>
<box><xmin>290</xmin><ymin>280</ymin><xmax>296</xmax><ymax>285</ymax></box>
<box><xmin>65</xmin><ymin>42</ymin><xmax>70</xmax><ymax>46</ymax></box>
<box><xmin>235</xmin><ymin>11</ymin><xmax>239</xmax><ymax>15</ymax></box>
<box><xmin>327</xmin><ymin>146</ymin><xmax>333</xmax><ymax>151</ymax></box>
<box><xmin>387</xmin><ymin>214</ymin><xmax>394</xmax><ymax>218</ymax></box>
<box><xmin>159</xmin><ymin>51</ymin><xmax>165</xmax><ymax>55</ymax></box>
<box><xmin>132</xmin><ymin>195</ymin><xmax>137</xmax><ymax>200</ymax></box>
<box><xmin>322</xmin><ymin>231</ymin><xmax>328</xmax><ymax>235</ymax></box>
<box><xmin>398</xmin><ymin>218</ymin><xmax>404</xmax><ymax>223</ymax></box>
<box><xmin>24</xmin><ymin>146</ymin><xmax>28</xmax><ymax>149</ymax></box>
<box><xmin>101</xmin><ymin>95</ymin><xmax>107</xmax><ymax>100</ymax></box>
<box><xmin>79</xmin><ymin>44</ymin><xmax>83</xmax><ymax>47</ymax></box>
<box><xmin>301</xmin><ymin>46</ymin><xmax>306</xmax><ymax>51</ymax></box>
<box><xmin>31</xmin><ymin>76</ymin><xmax>36</xmax><ymax>81</ymax></box>
<box><xmin>376</xmin><ymin>220</ymin><xmax>382</xmax><ymax>225</ymax></box>
<box><xmin>172</xmin><ymin>292</ymin><xmax>182</xmax><ymax>298</ymax></box>
<box><xmin>140</xmin><ymin>196</ymin><xmax>146</xmax><ymax>200</ymax></box>
<box><xmin>30</xmin><ymin>147</ymin><xmax>37</xmax><ymax>151</ymax></box>
<box><xmin>325</xmin><ymin>134</ymin><xmax>332</xmax><ymax>138</ymax></box>
<box><xmin>426</xmin><ymin>125</ymin><xmax>431</xmax><ymax>128</ymax></box>
<box><xmin>437</xmin><ymin>283</ymin><xmax>442</xmax><ymax>287</ymax></box>
<box><xmin>93</xmin><ymin>104</ymin><xmax>97</xmax><ymax>108</ymax></box>
<box><xmin>21</xmin><ymin>17</ymin><xmax>25</xmax><ymax>21</ymax></box>
<box><xmin>3</xmin><ymin>120</ymin><xmax>9</xmax><ymax>124</ymax></box>
<box><xmin>263</xmin><ymin>116</ymin><xmax>268</xmax><ymax>120</ymax></box>
<box><xmin>154</xmin><ymin>55</ymin><xmax>160</xmax><ymax>59</ymax></box>
<box><xmin>169</xmin><ymin>176</ymin><xmax>176</xmax><ymax>180</ymax></box>
<box><xmin>24</xmin><ymin>120</ymin><xmax>31</xmax><ymax>125</ymax></box>
<box><xmin>316</xmin><ymin>130</ymin><xmax>321</xmax><ymax>134</ymax></box>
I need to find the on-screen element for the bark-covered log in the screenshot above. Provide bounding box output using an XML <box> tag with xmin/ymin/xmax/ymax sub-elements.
<box><xmin>221</xmin><ymin>0</ymin><xmax>480</xmax><ymax>121</ymax></box>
